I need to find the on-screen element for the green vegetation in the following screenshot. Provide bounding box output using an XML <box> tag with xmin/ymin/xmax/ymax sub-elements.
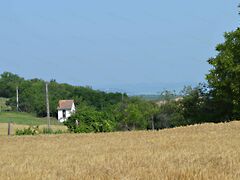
<box><xmin>15</xmin><ymin>126</ymin><xmax>39</xmax><ymax>135</ymax></box>
<box><xmin>15</xmin><ymin>126</ymin><xmax>65</xmax><ymax>135</ymax></box>
<box><xmin>0</xmin><ymin>98</ymin><xmax>11</xmax><ymax>112</ymax></box>
<box><xmin>64</xmin><ymin>103</ymin><xmax>116</xmax><ymax>133</ymax></box>
<box><xmin>40</xmin><ymin>127</ymin><xmax>65</xmax><ymax>135</ymax></box>
<box><xmin>64</xmin><ymin>98</ymin><xmax>158</xmax><ymax>133</ymax></box>
<box><xmin>0</xmin><ymin>112</ymin><xmax>61</xmax><ymax>125</ymax></box>
<box><xmin>206</xmin><ymin>28</ymin><xmax>240</xmax><ymax>120</ymax></box>
<box><xmin>0</xmin><ymin>72</ymin><xmax>126</xmax><ymax>117</ymax></box>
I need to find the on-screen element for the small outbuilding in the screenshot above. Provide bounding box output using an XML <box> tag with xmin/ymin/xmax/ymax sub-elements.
<box><xmin>57</xmin><ymin>100</ymin><xmax>75</xmax><ymax>122</ymax></box>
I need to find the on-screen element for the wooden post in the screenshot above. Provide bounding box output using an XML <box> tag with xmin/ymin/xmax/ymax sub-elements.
<box><xmin>8</xmin><ymin>122</ymin><xmax>11</xmax><ymax>136</ymax></box>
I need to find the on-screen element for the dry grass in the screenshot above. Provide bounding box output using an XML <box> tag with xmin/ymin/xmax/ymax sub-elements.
<box><xmin>0</xmin><ymin>123</ymin><xmax>67</xmax><ymax>136</ymax></box>
<box><xmin>1</xmin><ymin>121</ymin><xmax>240</xmax><ymax>180</ymax></box>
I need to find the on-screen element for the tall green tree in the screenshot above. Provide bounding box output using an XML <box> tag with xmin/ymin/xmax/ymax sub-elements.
<box><xmin>115</xmin><ymin>97</ymin><xmax>161</xmax><ymax>131</ymax></box>
<box><xmin>206</xmin><ymin>29</ymin><xmax>240</xmax><ymax>119</ymax></box>
<box><xmin>0</xmin><ymin>72</ymin><xmax>24</xmax><ymax>98</ymax></box>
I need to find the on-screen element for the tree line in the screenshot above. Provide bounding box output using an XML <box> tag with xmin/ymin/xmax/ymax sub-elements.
<box><xmin>0</xmin><ymin>72</ymin><xmax>125</xmax><ymax>117</ymax></box>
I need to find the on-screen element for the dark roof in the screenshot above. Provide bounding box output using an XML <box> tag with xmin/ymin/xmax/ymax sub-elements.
<box><xmin>57</xmin><ymin>100</ymin><xmax>74</xmax><ymax>110</ymax></box>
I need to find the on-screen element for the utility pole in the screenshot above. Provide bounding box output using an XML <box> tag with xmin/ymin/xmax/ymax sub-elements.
<box><xmin>16</xmin><ymin>86</ymin><xmax>19</xmax><ymax>112</ymax></box>
<box><xmin>45</xmin><ymin>82</ymin><xmax>50</xmax><ymax>129</ymax></box>
<box><xmin>151</xmin><ymin>115</ymin><xmax>155</xmax><ymax>130</ymax></box>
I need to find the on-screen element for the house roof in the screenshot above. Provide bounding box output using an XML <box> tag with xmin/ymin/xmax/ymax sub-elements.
<box><xmin>57</xmin><ymin>100</ymin><xmax>74</xmax><ymax>110</ymax></box>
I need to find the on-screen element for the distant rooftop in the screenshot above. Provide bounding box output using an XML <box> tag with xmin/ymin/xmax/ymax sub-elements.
<box><xmin>57</xmin><ymin>100</ymin><xmax>74</xmax><ymax>110</ymax></box>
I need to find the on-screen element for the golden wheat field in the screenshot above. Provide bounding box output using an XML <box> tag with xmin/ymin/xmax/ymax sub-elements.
<box><xmin>1</xmin><ymin>121</ymin><xmax>240</xmax><ymax>180</ymax></box>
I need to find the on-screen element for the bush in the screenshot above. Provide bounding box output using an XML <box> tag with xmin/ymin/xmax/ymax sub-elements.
<box><xmin>42</xmin><ymin>127</ymin><xmax>53</xmax><ymax>134</ymax></box>
<box><xmin>15</xmin><ymin>126</ymin><xmax>39</xmax><ymax>136</ymax></box>
<box><xmin>53</xmin><ymin>129</ymin><xmax>64</xmax><ymax>134</ymax></box>
<box><xmin>42</xmin><ymin>127</ymin><xmax>65</xmax><ymax>134</ymax></box>
<box><xmin>15</xmin><ymin>126</ymin><xmax>65</xmax><ymax>135</ymax></box>
<box><xmin>64</xmin><ymin>104</ymin><xmax>116</xmax><ymax>133</ymax></box>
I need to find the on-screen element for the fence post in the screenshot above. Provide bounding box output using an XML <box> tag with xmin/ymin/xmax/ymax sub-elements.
<box><xmin>8</xmin><ymin>122</ymin><xmax>11</xmax><ymax>136</ymax></box>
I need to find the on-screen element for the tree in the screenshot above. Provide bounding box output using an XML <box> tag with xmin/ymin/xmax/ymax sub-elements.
<box><xmin>155</xmin><ymin>100</ymin><xmax>184</xmax><ymax>129</ymax></box>
<box><xmin>206</xmin><ymin>29</ymin><xmax>240</xmax><ymax>120</ymax></box>
<box><xmin>64</xmin><ymin>103</ymin><xmax>116</xmax><ymax>133</ymax></box>
<box><xmin>159</xmin><ymin>90</ymin><xmax>177</xmax><ymax>101</ymax></box>
<box><xmin>113</xmin><ymin>97</ymin><xmax>154</xmax><ymax>131</ymax></box>
<box><xmin>0</xmin><ymin>72</ymin><xmax>24</xmax><ymax>98</ymax></box>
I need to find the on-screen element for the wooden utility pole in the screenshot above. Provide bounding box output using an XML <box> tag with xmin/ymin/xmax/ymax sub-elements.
<box><xmin>45</xmin><ymin>82</ymin><xmax>50</xmax><ymax>129</ymax></box>
<box><xmin>151</xmin><ymin>115</ymin><xmax>155</xmax><ymax>130</ymax></box>
<box><xmin>16</xmin><ymin>86</ymin><xmax>19</xmax><ymax>112</ymax></box>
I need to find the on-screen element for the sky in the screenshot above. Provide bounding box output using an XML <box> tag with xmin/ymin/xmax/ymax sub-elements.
<box><xmin>0</xmin><ymin>1</ymin><xmax>239</xmax><ymax>94</ymax></box>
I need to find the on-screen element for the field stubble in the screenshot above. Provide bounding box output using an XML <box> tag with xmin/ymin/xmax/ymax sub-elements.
<box><xmin>0</xmin><ymin>121</ymin><xmax>240</xmax><ymax>179</ymax></box>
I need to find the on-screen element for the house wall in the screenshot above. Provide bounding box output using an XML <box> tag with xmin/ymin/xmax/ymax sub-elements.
<box><xmin>57</xmin><ymin>103</ymin><xmax>76</xmax><ymax>123</ymax></box>
<box><xmin>58</xmin><ymin>110</ymin><xmax>63</xmax><ymax>121</ymax></box>
<box><xmin>58</xmin><ymin>110</ymin><xmax>70</xmax><ymax>123</ymax></box>
<box><xmin>71</xmin><ymin>103</ymin><xmax>76</xmax><ymax>112</ymax></box>
<box><xmin>66</xmin><ymin>110</ymin><xmax>72</xmax><ymax>119</ymax></box>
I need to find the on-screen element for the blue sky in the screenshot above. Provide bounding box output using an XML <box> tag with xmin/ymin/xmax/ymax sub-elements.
<box><xmin>0</xmin><ymin>1</ymin><xmax>239</xmax><ymax>94</ymax></box>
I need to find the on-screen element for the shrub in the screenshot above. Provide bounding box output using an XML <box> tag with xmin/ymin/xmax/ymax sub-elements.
<box><xmin>15</xmin><ymin>126</ymin><xmax>65</xmax><ymax>135</ymax></box>
<box><xmin>15</xmin><ymin>126</ymin><xmax>39</xmax><ymax>136</ymax></box>
<box><xmin>42</xmin><ymin>127</ymin><xmax>53</xmax><ymax>134</ymax></box>
<box><xmin>42</xmin><ymin>127</ymin><xmax>65</xmax><ymax>134</ymax></box>
<box><xmin>53</xmin><ymin>129</ymin><xmax>64</xmax><ymax>134</ymax></box>
<box><xmin>64</xmin><ymin>104</ymin><xmax>116</xmax><ymax>133</ymax></box>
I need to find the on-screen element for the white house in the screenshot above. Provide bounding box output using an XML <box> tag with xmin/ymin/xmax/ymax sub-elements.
<box><xmin>57</xmin><ymin>100</ymin><xmax>75</xmax><ymax>122</ymax></box>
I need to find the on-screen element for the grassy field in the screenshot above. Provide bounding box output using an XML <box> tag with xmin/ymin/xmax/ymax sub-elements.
<box><xmin>0</xmin><ymin>111</ymin><xmax>62</xmax><ymax>125</ymax></box>
<box><xmin>0</xmin><ymin>112</ymin><xmax>66</xmax><ymax>135</ymax></box>
<box><xmin>0</xmin><ymin>121</ymin><xmax>240</xmax><ymax>179</ymax></box>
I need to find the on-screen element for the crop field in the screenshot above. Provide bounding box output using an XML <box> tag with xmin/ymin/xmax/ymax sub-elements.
<box><xmin>1</xmin><ymin>121</ymin><xmax>240</xmax><ymax>180</ymax></box>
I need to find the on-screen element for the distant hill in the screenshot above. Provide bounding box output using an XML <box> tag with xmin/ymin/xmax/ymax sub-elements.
<box><xmin>0</xmin><ymin>72</ymin><xmax>124</xmax><ymax>117</ymax></box>
<box><xmin>95</xmin><ymin>82</ymin><xmax>198</xmax><ymax>95</ymax></box>
<box><xmin>135</xmin><ymin>94</ymin><xmax>166</xmax><ymax>101</ymax></box>
<box><xmin>135</xmin><ymin>94</ymin><xmax>182</xmax><ymax>102</ymax></box>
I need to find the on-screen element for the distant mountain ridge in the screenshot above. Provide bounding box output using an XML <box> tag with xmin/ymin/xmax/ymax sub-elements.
<box><xmin>94</xmin><ymin>82</ymin><xmax>198</xmax><ymax>95</ymax></box>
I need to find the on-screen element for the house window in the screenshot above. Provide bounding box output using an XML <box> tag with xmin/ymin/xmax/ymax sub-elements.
<box><xmin>63</xmin><ymin>110</ymin><xmax>66</xmax><ymax>118</ymax></box>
